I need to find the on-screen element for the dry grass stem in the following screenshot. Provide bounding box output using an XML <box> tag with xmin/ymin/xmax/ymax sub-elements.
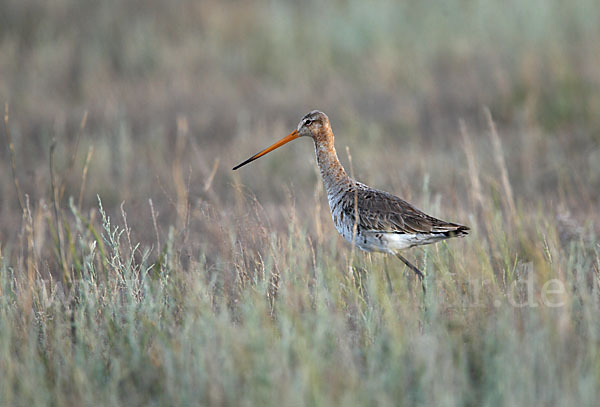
<box><xmin>3</xmin><ymin>104</ymin><xmax>24</xmax><ymax>212</ymax></box>
<box><xmin>78</xmin><ymin>145</ymin><xmax>94</xmax><ymax>210</ymax></box>
<box><xmin>49</xmin><ymin>138</ymin><xmax>69</xmax><ymax>285</ymax></box>
<box><xmin>459</xmin><ymin>119</ymin><xmax>484</xmax><ymax>210</ymax></box>
<box><xmin>485</xmin><ymin>107</ymin><xmax>517</xmax><ymax>220</ymax></box>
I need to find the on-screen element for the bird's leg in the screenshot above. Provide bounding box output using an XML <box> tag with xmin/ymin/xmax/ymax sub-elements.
<box><xmin>395</xmin><ymin>253</ymin><xmax>426</xmax><ymax>294</ymax></box>
<box><xmin>383</xmin><ymin>255</ymin><xmax>394</xmax><ymax>293</ymax></box>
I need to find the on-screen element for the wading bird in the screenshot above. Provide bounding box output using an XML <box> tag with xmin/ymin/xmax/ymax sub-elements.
<box><xmin>233</xmin><ymin>111</ymin><xmax>468</xmax><ymax>292</ymax></box>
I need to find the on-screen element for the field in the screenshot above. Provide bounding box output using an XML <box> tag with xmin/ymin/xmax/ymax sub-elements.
<box><xmin>1</xmin><ymin>0</ymin><xmax>600</xmax><ymax>405</ymax></box>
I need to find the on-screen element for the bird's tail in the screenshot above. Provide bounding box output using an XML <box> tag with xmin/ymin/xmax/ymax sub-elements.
<box><xmin>442</xmin><ymin>224</ymin><xmax>469</xmax><ymax>238</ymax></box>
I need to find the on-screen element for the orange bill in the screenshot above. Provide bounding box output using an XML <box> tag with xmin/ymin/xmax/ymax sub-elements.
<box><xmin>232</xmin><ymin>130</ymin><xmax>300</xmax><ymax>170</ymax></box>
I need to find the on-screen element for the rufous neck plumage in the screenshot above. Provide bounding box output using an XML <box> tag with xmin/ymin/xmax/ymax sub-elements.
<box><xmin>312</xmin><ymin>128</ymin><xmax>350</xmax><ymax>193</ymax></box>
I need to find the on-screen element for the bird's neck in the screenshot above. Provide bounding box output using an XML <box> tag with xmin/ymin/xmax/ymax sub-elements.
<box><xmin>313</xmin><ymin>135</ymin><xmax>351</xmax><ymax>194</ymax></box>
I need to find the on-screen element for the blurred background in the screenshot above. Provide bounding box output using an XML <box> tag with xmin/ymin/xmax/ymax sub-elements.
<box><xmin>1</xmin><ymin>0</ymin><xmax>599</xmax><ymax>268</ymax></box>
<box><xmin>2</xmin><ymin>2</ymin><xmax>600</xmax><ymax>404</ymax></box>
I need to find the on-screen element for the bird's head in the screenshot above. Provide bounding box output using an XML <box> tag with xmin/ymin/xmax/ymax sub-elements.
<box><xmin>296</xmin><ymin>110</ymin><xmax>331</xmax><ymax>139</ymax></box>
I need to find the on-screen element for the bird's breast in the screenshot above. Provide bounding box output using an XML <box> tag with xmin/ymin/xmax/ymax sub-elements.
<box><xmin>328</xmin><ymin>190</ymin><xmax>380</xmax><ymax>252</ymax></box>
<box><xmin>328</xmin><ymin>191</ymin><xmax>353</xmax><ymax>238</ymax></box>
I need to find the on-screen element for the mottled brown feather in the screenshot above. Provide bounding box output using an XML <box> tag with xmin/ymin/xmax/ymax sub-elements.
<box><xmin>342</xmin><ymin>181</ymin><xmax>469</xmax><ymax>236</ymax></box>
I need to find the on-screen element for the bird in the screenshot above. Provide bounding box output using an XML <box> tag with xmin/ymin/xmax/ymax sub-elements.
<box><xmin>233</xmin><ymin>110</ymin><xmax>469</xmax><ymax>292</ymax></box>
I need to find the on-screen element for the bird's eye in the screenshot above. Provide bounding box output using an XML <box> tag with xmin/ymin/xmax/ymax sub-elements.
<box><xmin>304</xmin><ymin>119</ymin><xmax>313</xmax><ymax>126</ymax></box>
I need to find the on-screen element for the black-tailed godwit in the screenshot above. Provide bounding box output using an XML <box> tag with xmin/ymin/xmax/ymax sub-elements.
<box><xmin>233</xmin><ymin>110</ymin><xmax>469</xmax><ymax>290</ymax></box>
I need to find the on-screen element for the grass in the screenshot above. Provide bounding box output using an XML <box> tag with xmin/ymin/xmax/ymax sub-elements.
<box><xmin>1</xmin><ymin>194</ymin><xmax>598</xmax><ymax>405</ymax></box>
<box><xmin>1</xmin><ymin>0</ymin><xmax>600</xmax><ymax>405</ymax></box>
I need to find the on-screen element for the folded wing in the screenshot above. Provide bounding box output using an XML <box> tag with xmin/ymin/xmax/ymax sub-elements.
<box><xmin>345</xmin><ymin>183</ymin><xmax>469</xmax><ymax>236</ymax></box>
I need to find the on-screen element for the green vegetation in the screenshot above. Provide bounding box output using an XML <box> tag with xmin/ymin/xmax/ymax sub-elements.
<box><xmin>1</xmin><ymin>0</ymin><xmax>599</xmax><ymax>405</ymax></box>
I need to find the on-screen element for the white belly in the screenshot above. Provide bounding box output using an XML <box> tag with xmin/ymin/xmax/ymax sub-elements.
<box><xmin>337</xmin><ymin>226</ymin><xmax>446</xmax><ymax>253</ymax></box>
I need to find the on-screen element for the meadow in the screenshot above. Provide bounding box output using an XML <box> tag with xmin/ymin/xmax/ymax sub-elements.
<box><xmin>1</xmin><ymin>0</ymin><xmax>599</xmax><ymax>405</ymax></box>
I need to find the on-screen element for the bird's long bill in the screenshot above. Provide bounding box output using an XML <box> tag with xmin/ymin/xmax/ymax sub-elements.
<box><xmin>232</xmin><ymin>130</ymin><xmax>299</xmax><ymax>170</ymax></box>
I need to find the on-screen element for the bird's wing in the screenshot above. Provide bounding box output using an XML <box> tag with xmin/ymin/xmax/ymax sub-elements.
<box><xmin>343</xmin><ymin>184</ymin><xmax>468</xmax><ymax>235</ymax></box>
